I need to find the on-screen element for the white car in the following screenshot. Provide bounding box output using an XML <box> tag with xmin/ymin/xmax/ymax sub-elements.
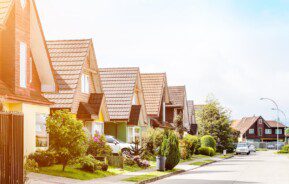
<box><xmin>236</xmin><ymin>143</ymin><xmax>250</xmax><ymax>155</ymax></box>
<box><xmin>105</xmin><ymin>135</ymin><xmax>134</xmax><ymax>155</ymax></box>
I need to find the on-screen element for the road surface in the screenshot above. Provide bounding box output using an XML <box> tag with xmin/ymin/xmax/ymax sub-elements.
<box><xmin>152</xmin><ymin>151</ymin><xmax>289</xmax><ymax>184</ymax></box>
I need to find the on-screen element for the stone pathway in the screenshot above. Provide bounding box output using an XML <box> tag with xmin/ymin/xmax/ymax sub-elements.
<box><xmin>28</xmin><ymin>155</ymin><xmax>226</xmax><ymax>184</ymax></box>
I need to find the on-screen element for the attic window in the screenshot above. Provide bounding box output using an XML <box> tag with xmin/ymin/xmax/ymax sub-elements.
<box><xmin>81</xmin><ymin>74</ymin><xmax>89</xmax><ymax>94</ymax></box>
<box><xmin>132</xmin><ymin>93</ymin><xmax>137</xmax><ymax>105</ymax></box>
<box><xmin>20</xmin><ymin>42</ymin><xmax>27</xmax><ymax>88</ymax></box>
<box><xmin>20</xmin><ymin>0</ymin><xmax>26</xmax><ymax>9</ymax></box>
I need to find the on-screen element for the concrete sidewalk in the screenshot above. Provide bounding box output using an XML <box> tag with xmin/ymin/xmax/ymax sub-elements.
<box><xmin>28</xmin><ymin>156</ymin><xmax>226</xmax><ymax>184</ymax></box>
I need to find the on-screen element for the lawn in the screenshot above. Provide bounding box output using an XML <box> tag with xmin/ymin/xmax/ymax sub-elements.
<box><xmin>219</xmin><ymin>154</ymin><xmax>234</xmax><ymax>159</ymax></box>
<box><xmin>37</xmin><ymin>164</ymin><xmax>144</xmax><ymax>180</ymax></box>
<box><xmin>190</xmin><ymin>159</ymin><xmax>215</xmax><ymax>166</ymax></box>
<box><xmin>256</xmin><ymin>148</ymin><xmax>268</xmax><ymax>151</ymax></box>
<box><xmin>123</xmin><ymin>169</ymin><xmax>179</xmax><ymax>182</ymax></box>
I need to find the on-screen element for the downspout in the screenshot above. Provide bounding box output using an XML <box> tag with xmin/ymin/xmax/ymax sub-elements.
<box><xmin>163</xmin><ymin>102</ymin><xmax>166</xmax><ymax>126</ymax></box>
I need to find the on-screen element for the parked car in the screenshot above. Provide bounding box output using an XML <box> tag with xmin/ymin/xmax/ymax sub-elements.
<box><xmin>249</xmin><ymin>144</ymin><xmax>256</xmax><ymax>152</ymax></box>
<box><xmin>236</xmin><ymin>143</ymin><xmax>250</xmax><ymax>155</ymax></box>
<box><xmin>105</xmin><ymin>135</ymin><xmax>133</xmax><ymax>155</ymax></box>
<box><xmin>267</xmin><ymin>144</ymin><xmax>275</xmax><ymax>149</ymax></box>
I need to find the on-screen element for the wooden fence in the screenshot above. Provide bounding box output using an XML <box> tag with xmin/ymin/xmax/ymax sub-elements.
<box><xmin>0</xmin><ymin>112</ymin><xmax>24</xmax><ymax>184</ymax></box>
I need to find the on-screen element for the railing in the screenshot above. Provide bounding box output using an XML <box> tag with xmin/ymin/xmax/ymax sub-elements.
<box><xmin>0</xmin><ymin>112</ymin><xmax>24</xmax><ymax>184</ymax></box>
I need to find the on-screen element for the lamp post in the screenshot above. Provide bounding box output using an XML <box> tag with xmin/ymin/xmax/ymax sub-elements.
<box><xmin>272</xmin><ymin>108</ymin><xmax>287</xmax><ymax>144</ymax></box>
<box><xmin>260</xmin><ymin>98</ymin><xmax>280</xmax><ymax>150</ymax></box>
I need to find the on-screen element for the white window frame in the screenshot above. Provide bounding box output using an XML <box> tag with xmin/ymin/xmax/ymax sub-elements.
<box><xmin>275</xmin><ymin>129</ymin><xmax>282</xmax><ymax>135</ymax></box>
<box><xmin>29</xmin><ymin>58</ymin><xmax>33</xmax><ymax>83</ymax></box>
<box><xmin>127</xmin><ymin>127</ymin><xmax>140</xmax><ymax>143</ymax></box>
<box><xmin>249</xmin><ymin>129</ymin><xmax>255</xmax><ymax>134</ymax></box>
<box><xmin>265</xmin><ymin>129</ymin><xmax>272</xmax><ymax>135</ymax></box>
<box><xmin>81</xmin><ymin>74</ymin><xmax>90</xmax><ymax>94</ymax></box>
<box><xmin>35</xmin><ymin>113</ymin><xmax>48</xmax><ymax>148</ymax></box>
<box><xmin>20</xmin><ymin>42</ymin><xmax>27</xmax><ymax>88</ymax></box>
<box><xmin>92</xmin><ymin>122</ymin><xmax>104</xmax><ymax>136</ymax></box>
<box><xmin>132</xmin><ymin>93</ymin><xmax>137</xmax><ymax>105</ymax></box>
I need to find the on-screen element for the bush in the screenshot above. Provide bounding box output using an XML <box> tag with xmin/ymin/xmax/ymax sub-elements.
<box><xmin>79</xmin><ymin>155</ymin><xmax>105</xmax><ymax>173</ymax></box>
<box><xmin>278</xmin><ymin>145</ymin><xmax>289</xmax><ymax>154</ymax></box>
<box><xmin>182</xmin><ymin>134</ymin><xmax>199</xmax><ymax>157</ymax></box>
<box><xmin>142</xmin><ymin>128</ymin><xmax>165</xmax><ymax>158</ymax></box>
<box><xmin>25</xmin><ymin>158</ymin><xmax>39</xmax><ymax>173</ymax></box>
<box><xmin>163</xmin><ymin>131</ymin><xmax>181</xmax><ymax>170</ymax></box>
<box><xmin>28</xmin><ymin>150</ymin><xmax>55</xmax><ymax>167</ymax></box>
<box><xmin>124</xmin><ymin>156</ymin><xmax>137</xmax><ymax>166</ymax></box>
<box><xmin>198</xmin><ymin>147</ymin><xmax>215</xmax><ymax>156</ymax></box>
<box><xmin>201</xmin><ymin>135</ymin><xmax>216</xmax><ymax>151</ymax></box>
<box><xmin>133</xmin><ymin>156</ymin><xmax>150</xmax><ymax>168</ymax></box>
<box><xmin>87</xmin><ymin>134</ymin><xmax>112</xmax><ymax>158</ymax></box>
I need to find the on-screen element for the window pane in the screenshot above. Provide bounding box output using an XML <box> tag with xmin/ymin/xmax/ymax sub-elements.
<box><xmin>20</xmin><ymin>42</ymin><xmax>27</xmax><ymax>88</ymax></box>
<box><xmin>36</xmin><ymin>113</ymin><xmax>48</xmax><ymax>148</ymax></box>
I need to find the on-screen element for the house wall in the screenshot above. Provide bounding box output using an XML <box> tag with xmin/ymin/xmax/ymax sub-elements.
<box><xmin>4</xmin><ymin>102</ymin><xmax>50</xmax><ymax>156</ymax></box>
<box><xmin>104</xmin><ymin>122</ymin><xmax>127</xmax><ymax>142</ymax></box>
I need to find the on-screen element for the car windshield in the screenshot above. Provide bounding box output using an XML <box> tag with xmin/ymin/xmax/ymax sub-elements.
<box><xmin>105</xmin><ymin>136</ymin><xmax>125</xmax><ymax>144</ymax></box>
<box><xmin>237</xmin><ymin>143</ymin><xmax>247</xmax><ymax>148</ymax></box>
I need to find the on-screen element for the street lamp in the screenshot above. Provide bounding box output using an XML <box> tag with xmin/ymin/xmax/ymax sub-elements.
<box><xmin>260</xmin><ymin>98</ymin><xmax>280</xmax><ymax>150</ymax></box>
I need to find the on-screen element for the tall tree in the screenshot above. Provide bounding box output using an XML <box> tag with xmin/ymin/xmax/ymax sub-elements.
<box><xmin>197</xmin><ymin>97</ymin><xmax>239</xmax><ymax>152</ymax></box>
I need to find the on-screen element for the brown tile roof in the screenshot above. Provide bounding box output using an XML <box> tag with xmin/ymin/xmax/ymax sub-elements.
<box><xmin>141</xmin><ymin>73</ymin><xmax>167</xmax><ymax>117</ymax></box>
<box><xmin>187</xmin><ymin>100</ymin><xmax>195</xmax><ymax>124</ymax></box>
<box><xmin>99</xmin><ymin>67</ymin><xmax>139</xmax><ymax>120</ymax></box>
<box><xmin>231</xmin><ymin>116</ymin><xmax>260</xmax><ymax>134</ymax></box>
<box><xmin>168</xmin><ymin>86</ymin><xmax>185</xmax><ymax>107</ymax></box>
<box><xmin>44</xmin><ymin>39</ymin><xmax>91</xmax><ymax>108</ymax></box>
<box><xmin>266</xmin><ymin>121</ymin><xmax>286</xmax><ymax>128</ymax></box>
<box><xmin>0</xmin><ymin>0</ymin><xmax>14</xmax><ymax>29</ymax></box>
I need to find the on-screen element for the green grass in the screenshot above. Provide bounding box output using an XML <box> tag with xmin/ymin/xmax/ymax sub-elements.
<box><xmin>37</xmin><ymin>164</ymin><xmax>143</xmax><ymax>180</ymax></box>
<box><xmin>256</xmin><ymin>148</ymin><xmax>268</xmax><ymax>151</ymax></box>
<box><xmin>123</xmin><ymin>169</ymin><xmax>178</xmax><ymax>182</ymax></box>
<box><xmin>190</xmin><ymin>159</ymin><xmax>215</xmax><ymax>166</ymax></box>
<box><xmin>219</xmin><ymin>154</ymin><xmax>234</xmax><ymax>159</ymax></box>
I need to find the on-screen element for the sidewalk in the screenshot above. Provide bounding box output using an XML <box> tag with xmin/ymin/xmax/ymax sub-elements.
<box><xmin>28</xmin><ymin>155</ymin><xmax>227</xmax><ymax>184</ymax></box>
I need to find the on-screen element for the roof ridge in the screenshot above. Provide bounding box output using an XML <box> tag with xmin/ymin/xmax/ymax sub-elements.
<box><xmin>100</xmin><ymin>67</ymin><xmax>139</xmax><ymax>70</ymax></box>
<box><xmin>47</xmin><ymin>39</ymin><xmax>92</xmax><ymax>43</ymax></box>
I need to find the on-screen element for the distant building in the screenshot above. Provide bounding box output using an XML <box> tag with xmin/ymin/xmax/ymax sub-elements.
<box><xmin>231</xmin><ymin>116</ymin><xmax>286</xmax><ymax>143</ymax></box>
<box><xmin>187</xmin><ymin>100</ymin><xmax>198</xmax><ymax>135</ymax></box>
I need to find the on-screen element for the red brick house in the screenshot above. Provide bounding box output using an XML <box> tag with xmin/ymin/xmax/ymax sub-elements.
<box><xmin>166</xmin><ymin>86</ymin><xmax>190</xmax><ymax>131</ymax></box>
<box><xmin>140</xmin><ymin>73</ymin><xmax>171</xmax><ymax>128</ymax></box>
<box><xmin>231</xmin><ymin>116</ymin><xmax>286</xmax><ymax>142</ymax></box>
<box><xmin>0</xmin><ymin>0</ymin><xmax>58</xmax><ymax>155</ymax></box>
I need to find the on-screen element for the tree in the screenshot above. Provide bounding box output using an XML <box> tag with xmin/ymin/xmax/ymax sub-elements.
<box><xmin>163</xmin><ymin>131</ymin><xmax>181</xmax><ymax>170</ymax></box>
<box><xmin>197</xmin><ymin>97</ymin><xmax>239</xmax><ymax>152</ymax></box>
<box><xmin>174</xmin><ymin>114</ymin><xmax>184</xmax><ymax>139</ymax></box>
<box><xmin>46</xmin><ymin>110</ymin><xmax>87</xmax><ymax>171</ymax></box>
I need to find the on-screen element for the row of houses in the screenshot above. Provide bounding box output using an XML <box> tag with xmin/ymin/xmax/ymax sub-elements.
<box><xmin>0</xmin><ymin>0</ymin><xmax>198</xmax><ymax>155</ymax></box>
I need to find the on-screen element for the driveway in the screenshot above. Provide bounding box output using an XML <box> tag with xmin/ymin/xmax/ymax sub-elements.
<box><xmin>152</xmin><ymin>151</ymin><xmax>289</xmax><ymax>184</ymax></box>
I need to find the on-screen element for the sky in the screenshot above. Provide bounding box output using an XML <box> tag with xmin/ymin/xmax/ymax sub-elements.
<box><xmin>36</xmin><ymin>0</ymin><xmax>289</xmax><ymax>124</ymax></box>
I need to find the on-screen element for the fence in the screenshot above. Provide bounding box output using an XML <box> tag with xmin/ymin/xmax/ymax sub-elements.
<box><xmin>0</xmin><ymin>112</ymin><xmax>24</xmax><ymax>184</ymax></box>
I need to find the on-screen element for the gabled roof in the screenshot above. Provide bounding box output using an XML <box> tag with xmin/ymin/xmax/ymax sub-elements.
<box><xmin>44</xmin><ymin>39</ymin><xmax>91</xmax><ymax>108</ymax></box>
<box><xmin>187</xmin><ymin>100</ymin><xmax>195</xmax><ymax>124</ymax></box>
<box><xmin>168</xmin><ymin>86</ymin><xmax>186</xmax><ymax>107</ymax></box>
<box><xmin>99</xmin><ymin>67</ymin><xmax>139</xmax><ymax>120</ymax></box>
<box><xmin>266</xmin><ymin>121</ymin><xmax>286</xmax><ymax>128</ymax></box>
<box><xmin>141</xmin><ymin>73</ymin><xmax>169</xmax><ymax>117</ymax></box>
<box><xmin>231</xmin><ymin>116</ymin><xmax>261</xmax><ymax>134</ymax></box>
<box><xmin>0</xmin><ymin>0</ymin><xmax>14</xmax><ymax>29</ymax></box>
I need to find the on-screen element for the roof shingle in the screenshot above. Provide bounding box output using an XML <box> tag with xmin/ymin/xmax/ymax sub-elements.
<box><xmin>44</xmin><ymin>39</ymin><xmax>91</xmax><ymax>108</ymax></box>
<box><xmin>141</xmin><ymin>73</ymin><xmax>167</xmax><ymax>116</ymax></box>
<box><xmin>168</xmin><ymin>86</ymin><xmax>185</xmax><ymax>107</ymax></box>
<box><xmin>231</xmin><ymin>116</ymin><xmax>260</xmax><ymax>134</ymax></box>
<box><xmin>0</xmin><ymin>0</ymin><xmax>13</xmax><ymax>29</ymax></box>
<box><xmin>99</xmin><ymin>67</ymin><xmax>139</xmax><ymax>120</ymax></box>
<box><xmin>187</xmin><ymin>100</ymin><xmax>195</xmax><ymax>124</ymax></box>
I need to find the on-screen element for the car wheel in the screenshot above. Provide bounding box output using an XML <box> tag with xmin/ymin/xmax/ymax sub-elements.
<box><xmin>247</xmin><ymin>152</ymin><xmax>250</xmax><ymax>155</ymax></box>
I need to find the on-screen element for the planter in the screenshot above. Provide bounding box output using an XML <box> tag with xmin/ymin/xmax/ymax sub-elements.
<box><xmin>156</xmin><ymin>156</ymin><xmax>166</xmax><ymax>171</ymax></box>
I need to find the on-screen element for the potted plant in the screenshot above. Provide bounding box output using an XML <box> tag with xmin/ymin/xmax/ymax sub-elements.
<box><xmin>156</xmin><ymin>137</ymin><xmax>168</xmax><ymax>171</ymax></box>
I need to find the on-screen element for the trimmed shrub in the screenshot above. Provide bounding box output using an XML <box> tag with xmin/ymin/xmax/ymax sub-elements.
<box><xmin>28</xmin><ymin>150</ymin><xmax>55</xmax><ymax>167</ymax></box>
<box><xmin>79</xmin><ymin>155</ymin><xmax>104</xmax><ymax>173</ymax></box>
<box><xmin>182</xmin><ymin>134</ymin><xmax>199</xmax><ymax>157</ymax></box>
<box><xmin>87</xmin><ymin>134</ymin><xmax>112</xmax><ymax>158</ymax></box>
<box><xmin>201</xmin><ymin>135</ymin><xmax>216</xmax><ymax>151</ymax></box>
<box><xmin>142</xmin><ymin>128</ymin><xmax>165</xmax><ymax>158</ymax></box>
<box><xmin>124</xmin><ymin>156</ymin><xmax>137</xmax><ymax>166</ymax></box>
<box><xmin>198</xmin><ymin>147</ymin><xmax>215</xmax><ymax>156</ymax></box>
<box><xmin>278</xmin><ymin>145</ymin><xmax>289</xmax><ymax>154</ymax></box>
<box><xmin>25</xmin><ymin>158</ymin><xmax>39</xmax><ymax>173</ymax></box>
<box><xmin>163</xmin><ymin>131</ymin><xmax>181</xmax><ymax>170</ymax></box>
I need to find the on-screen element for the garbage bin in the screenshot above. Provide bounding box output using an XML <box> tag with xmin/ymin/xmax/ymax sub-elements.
<box><xmin>223</xmin><ymin>150</ymin><xmax>227</xmax><ymax>156</ymax></box>
<box><xmin>156</xmin><ymin>156</ymin><xmax>166</xmax><ymax>171</ymax></box>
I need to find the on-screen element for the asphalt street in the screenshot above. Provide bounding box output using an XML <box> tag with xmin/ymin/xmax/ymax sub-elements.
<box><xmin>152</xmin><ymin>151</ymin><xmax>289</xmax><ymax>184</ymax></box>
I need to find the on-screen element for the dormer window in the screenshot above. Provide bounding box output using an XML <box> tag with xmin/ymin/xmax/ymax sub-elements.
<box><xmin>81</xmin><ymin>74</ymin><xmax>89</xmax><ymax>94</ymax></box>
<box><xmin>20</xmin><ymin>42</ymin><xmax>27</xmax><ymax>88</ymax></box>
<box><xmin>132</xmin><ymin>93</ymin><xmax>137</xmax><ymax>105</ymax></box>
<box><xmin>20</xmin><ymin>0</ymin><xmax>26</xmax><ymax>9</ymax></box>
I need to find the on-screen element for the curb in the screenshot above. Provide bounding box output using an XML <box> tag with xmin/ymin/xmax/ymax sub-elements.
<box><xmin>137</xmin><ymin>155</ymin><xmax>234</xmax><ymax>184</ymax></box>
<box><xmin>137</xmin><ymin>169</ymin><xmax>186</xmax><ymax>184</ymax></box>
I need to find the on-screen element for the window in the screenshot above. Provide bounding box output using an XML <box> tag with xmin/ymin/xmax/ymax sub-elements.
<box><xmin>81</xmin><ymin>74</ymin><xmax>89</xmax><ymax>93</ymax></box>
<box><xmin>20</xmin><ymin>0</ymin><xmax>26</xmax><ymax>9</ymax></box>
<box><xmin>275</xmin><ymin>129</ymin><xmax>283</xmax><ymax>135</ymax></box>
<box><xmin>29</xmin><ymin>58</ymin><xmax>33</xmax><ymax>83</ymax></box>
<box><xmin>265</xmin><ymin>129</ymin><xmax>272</xmax><ymax>134</ymax></box>
<box><xmin>127</xmin><ymin>127</ymin><xmax>140</xmax><ymax>143</ymax></box>
<box><xmin>132</xmin><ymin>93</ymin><xmax>137</xmax><ymax>105</ymax></box>
<box><xmin>258</xmin><ymin>119</ymin><xmax>263</xmax><ymax>124</ymax></box>
<box><xmin>258</xmin><ymin>128</ymin><xmax>262</xmax><ymax>136</ymax></box>
<box><xmin>20</xmin><ymin>42</ymin><xmax>27</xmax><ymax>88</ymax></box>
<box><xmin>249</xmin><ymin>129</ymin><xmax>255</xmax><ymax>134</ymax></box>
<box><xmin>36</xmin><ymin>113</ymin><xmax>48</xmax><ymax>148</ymax></box>
<box><xmin>92</xmin><ymin>122</ymin><xmax>104</xmax><ymax>135</ymax></box>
